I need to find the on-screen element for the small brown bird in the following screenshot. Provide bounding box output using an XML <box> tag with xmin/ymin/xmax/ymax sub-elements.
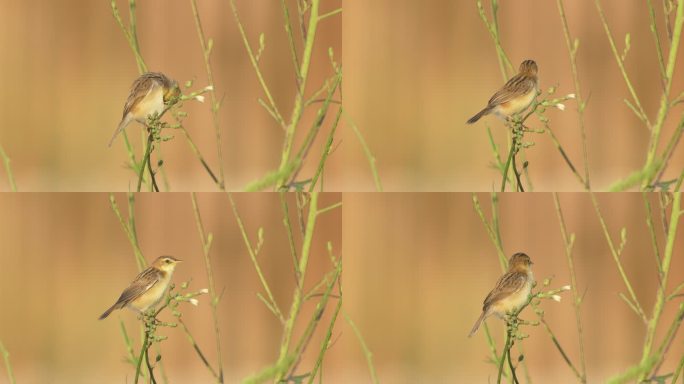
<box><xmin>108</xmin><ymin>72</ymin><xmax>180</xmax><ymax>147</ymax></box>
<box><xmin>468</xmin><ymin>252</ymin><xmax>534</xmax><ymax>337</ymax></box>
<box><xmin>466</xmin><ymin>60</ymin><xmax>539</xmax><ymax>124</ymax></box>
<box><xmin>99</xmin><ymin>256</ymin><xmax>182</xmax><ymax>320</ymax></box>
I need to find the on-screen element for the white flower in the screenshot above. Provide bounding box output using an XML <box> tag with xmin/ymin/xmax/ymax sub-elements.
<box><xmin>567</xmin><ymin>93</ymin><xmax>576</xmax><ymax>99</ymax></box>
<box><xmin>189</xmin><ymin>298</ymin><xmax>199</xmax><ymax>306</ymax></box>
<box><xmin>551</xmin><ymin>295</ymin><xmax>562</xmax><ymax>302</ymax></box>
<box><xmin>556</xmin><ymin>103</ymin><xmax>566</xmax><ymax>111</ymax></box>
<box><xmin>204</xmin><ymin>85</ymin><xmax>214</xmax><ymax>91</ymax></box>
<box><xmin>561</xmin><ymin>285</ymin><xmax>571</xmax><ymax>291</ymax></box>
<box><xmin>199</xmin><ymin>288</ymin><xmax>209</xmax><ymax>294</ymax></box>
<box><xmin>195</xmin><ymin>95</ymin><xmax>205</xmax><ymax>103</ymax></box>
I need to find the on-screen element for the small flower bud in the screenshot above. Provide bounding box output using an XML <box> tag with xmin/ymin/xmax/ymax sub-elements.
<box><xmin>195</xmin><ymin>95</ymin><xmax>205</xmax><ymax>103</ymax></box>
<box><xmin>556</xmin><ymin>103</ymin><xmax>566</xmax><ymax>111</ymax></box>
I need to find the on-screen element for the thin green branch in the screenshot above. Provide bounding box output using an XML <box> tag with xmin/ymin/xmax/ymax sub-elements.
<box><xmin>229</xmin><ymin>0</ymin><xmax>287</xmax><ymax>129</ymax></box>
<box><xmin>343</xmin><ymin>311</ymin><xmax>379</xmax><ymax>384</ymax></box>
<box><xmin>0</xmin><ymin>341</ymin><xmax>16</xmax><ymax>384</ymax></box>
<box><xmin>341</xmin><ymin>108</ymin><xmax>383</xmax><ymax>191</ymax></box>
<box><xmin>227</xmin><ymin>192</ymin><xmax>284</xmax><ymax>323</ymax></box>
<box><xmin>0</xmin><ymin>143</ymin><xmax>17</xmax><ymax>192</ymax></box>
<box><xmin>553</xmin><ymin>193</ymin><xmax>588</xmax><ymax>383</ymax></box>
<box><xmin>594</xmin><ymin>0</ymin><xmax>650</xmax><ymax>127</ymax></box>
<box><xmin>190</xmin><ymin>193</ymin><xmax>225</xmax><ymax>383</ymax></box>
<box><xmin>556</xmin><ymin>0</ymin><xmax>591</xmax><ymax>189</ymax></box>
<box><xmin>591</xmin><ymin>192</ymin><xmax>648</xmax><ymax>323</ymax></box>
<box><xmin>639</xmin><ymin>192</ymin><xmax>682</xmax><ymax>381</ymax></box>
<box><xmin>276</xmin><ymin>0</ymin><xmax>321</xmax><ymax>187</ymax></box>
<box><xmin>190</xmin><ymin>0</ymin><xmax>226</xmax><ymax>190</ymax></box>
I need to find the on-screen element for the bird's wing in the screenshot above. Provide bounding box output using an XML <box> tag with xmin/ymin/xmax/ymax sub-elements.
<box><xmin>482</xmin><ymin>271</ymin><xmax>528</xmax><ymax>309</ymax></box>
<box><xmin>487</xmin><ymin>74</ymin><xmax>536</xmax><ymax>107</ymax></box>
<box><xmin>113</xmin><ymin>267</ymin><xmax>161</xmax><ymax>306</ymax></box>
<box><xmin>121</xmin><ymin>75</ymin><xmax>162</xmax><ymax>118</ymax></box>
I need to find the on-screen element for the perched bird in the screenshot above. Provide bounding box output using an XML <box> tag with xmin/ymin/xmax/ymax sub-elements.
<box><xmin>99</xmin><ymin>255</ymin><xmax>182</xmax><ymax>320</ymax></box>
<box><xmin>466</xmin><ymin>60</ymin><xmax>539</xmax><ymax>124</ymax></box>
<box><xmin>468</xmin><ymin>252</ymin><xmax>534</xmax><ymax>337</ymax></box>
<box><xmin>108</xmin><ymin>72</ymin><xmax>180</xmax><ymax>147</ymax></box>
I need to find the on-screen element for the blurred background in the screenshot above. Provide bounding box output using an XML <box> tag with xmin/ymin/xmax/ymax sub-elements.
<box><xmin>344</xmin><ymin>193</ymin><xmax>684</xmax><ymax>382</ymax></box>
<box><xmin>342</xmin><ymin>1</ymin><xmax>684</xmax><ymax>191</ymax></box>
<box><xmin>0</xmin><ymin>192</ymin><xmax>347</xmax><ymax>383</ymax></box>
<box><xmin>0</xmin><ymin>0</ymin><xmax>342</xmax><ymax>191</ymax></box>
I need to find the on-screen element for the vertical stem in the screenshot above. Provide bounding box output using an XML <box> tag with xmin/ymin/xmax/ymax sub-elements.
<box><xmin>0</xmin><ymin>144</ymin><xmax>17</xmax><ymax>191</ymax></box>
<box><xmin>556</xmin><ymin>0</ymin><xmax>591</xmax><ymax>189</ymax></box>
<box><xmin>639</xmin><ymin>192</ymin><xmax>681</xmax><ymax>380</ymax></box>
<box><xmin>190</xmin><ymin>0</ymin><xmax>226</xmax><ymax>190</ymax></box>
<box><xmin>276</xmin><ymin>0</ymin><xmax>321</xmax><ymax>187</ymax></box>
<box><xmin>0</xmin><ymin>341</ymin><xmax>16</xmax><ymax>384</ymax></box>
<box><xmin>190</xmin><ymin>194</ymin><xmax>225</xmax><ymax>383</ymax></box>
<box><xmin>275</xmin><ymin>192</ymin><xmax>319</xmax><ymax>381</ymax></box>
<box><xmin>553</xmin><ymin>193</ymin><xmax>587</xmax><ymax>383</ymax></box>
<box><xmin>644</xmin><ymin>0</ymin><xmax>684</xmax><ymax>188</ymax></box>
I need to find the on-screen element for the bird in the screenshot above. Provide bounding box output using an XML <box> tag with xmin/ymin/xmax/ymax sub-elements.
<box><xmin>108</xmin><ymin>72</ymin><xmax>180</xmax><ymax>147</ymax></box>
<box><xmin>468</xmin><ymin>252</ymin><xmax>534</xmax><ymax>337</ymax></box>
<box><xmin>99</xmin><ymin>255</ymin><xmax>182</xmax><ymax>320</ymax></box>
<box><xmin>466</xmin><ymin>60</ymin><xmax>539</xmax><ymax>124</ymax></box>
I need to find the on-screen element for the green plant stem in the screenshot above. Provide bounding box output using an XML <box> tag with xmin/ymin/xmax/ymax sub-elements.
<box><xmin>553</xmin><ymin>193</ymin><xmax>587</xmax><ymax>383</ymax></box>
<box><xmin>109</xmin><ymin>193</ymin><xmax>146</xmax><ymax>270</ymax></box>
<box><xmin>644</xmin><ymin>0</ymin><xmax>684</xmax><ymax>188</ymax></box>
<box><xmin>472</xmin><ymin>193</ymin><xmax>507</xmax><ymax>270</ymax></box>
<box><xmin>343</xmin><ymin>311</ymin><xmax>380</xmax><ymax>384</ymax></box>
<box><xmin>590</xmin><ymin>192</ymin><xmax>647</xmax><ymax>322</ymax></box>
<box><xmin>0</xmin><ymin>143</ymin><xmax>17</xmax><ymax>192</ymax></box>
<box><xmin>190</xmin><ymin>193</ymin><xmax>225</xmax><ymax>383</ymax></box>
<box><xmin>229</xmin><ymin>0</ymin><xmax>286</xmax><ymax>129</ymax></box>
<box><xmin>137</xmin><ymin>132</ymin><xmax>154</xmax><ymax>192</ymax></box>
<box><xmin>274</xmin><ymin>192</ymin><xmax>319</xmax><ymax>382</ymax></box>
<box><xmin>228</xmin><ymin>192</ymin><xmax>284</xmax><ymax>322</ymax></box>
<box><xmin>0</xmin><ymin>341</ymin><xmax>16</xmax><ymax>384</ymax></box>
<box><xmin>134</xmin><ymin>327</ymin><xmax>152</xmax><ymax>384</ymax></box>
<box><xmin>111</xmin><ymin>0</ymin><xmax>148</xmax><ymax>73</ymax></box>
<box><xmin>276</xmin><ymin>0</ymin><xmax>321</xmax><ymax>188</ymax></box>
<box><xmin>476</xmin><ymin>0</ymin><xmax>514</xmax><ymax>81</ymax></box>
<box><xmin>594</xmin><ymin>0</ymin><xmax>650</xmax><ymax>126</ymax></box>
<box><xmin>556</xmin><ymin>0</ymin><xmax>591</xmax><ymax>189</ymax></box>
<box><xmin>190</xmin><ymin>0</ymin><xmax>226</xmax><ymax>190</ymax></box>
<box><xmin>341</xmin><ymin>108</ymin><xmax>383</xmax><ymax>191</ymax></box>
<box><xmin>496</xmin><ymin>326</ymin><xmax>513</xmax><ymax>384</ymax></box>
<box><xmin>639</xmin><ymin>192</ymin><xmax>682</xmax><ymax>381</ymax></box>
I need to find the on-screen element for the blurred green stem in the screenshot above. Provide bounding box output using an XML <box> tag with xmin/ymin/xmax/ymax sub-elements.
<box><xmin>0</xmin><ymin>143</ymin><xmax>17</xmax><ymax>192</ymax></box>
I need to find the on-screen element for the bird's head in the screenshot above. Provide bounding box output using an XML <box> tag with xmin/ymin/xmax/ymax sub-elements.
<box><xmin>163</xmin><ymin>81</ymin><xmax>181</xmax><ymax>104</ymax></box>
<box><xmin>519</xmin><ymin>60</ymin><xmax>538</xmax><ymax>76</ymax></box>
<box><xmin>508</xmin><ymin>252</ymin><xmax>533</xmax><ymax>271</ymax></box>
<box><xmin>152</xmin><ymin>255</ymin><xmax>182</xmax><ymax>272</ymax></box>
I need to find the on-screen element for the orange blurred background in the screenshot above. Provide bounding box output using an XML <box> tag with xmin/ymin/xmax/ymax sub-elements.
<box><xmin>0</xmin><ymin>1</ymin><xmax>342</xmax><ymax>191</ymax></box>
<box><xmin>342</xmin><ymin>1</ymin><xmax>684</xmax><ymax>191</ymax></box>
<box><xmin>343</xmin><ymin>192</ymin><xmax>684</xmax><ymax>382</ymax></box>
<box><xmin>0</xmin><ymin>192</ymin><xmax>346</xmax><ymax>383</ymax></box>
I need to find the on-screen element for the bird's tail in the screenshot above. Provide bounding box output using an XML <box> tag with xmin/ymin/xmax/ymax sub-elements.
<box><xmin>468</xmin><ymin>310</ymin><xmax>488</xmax><ymax>337</ymax></box>
<box><xmin>99</xmin><ymin>303</ymin><xmax>120</xmax><ymax>320</ymax></box>
<box><xmin>108</xmin><ymin>114</ymin><xmax>132</xmax><ymax>148</ymax></box>
<box><xmin>466</xmin><ymin>106</ymin><xmax>492</xmax><ymax>124</ymax></box>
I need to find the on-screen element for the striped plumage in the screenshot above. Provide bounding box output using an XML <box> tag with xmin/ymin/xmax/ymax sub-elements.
<box><xmin>108</xmin><ymin>72</ymin><xmax>180</xmax><ymax>147</ymax></box>
<box><xmin>467</xmin><ymin>60</ymin><xmax>539</xmax><ymax>124</ymax></box>
<box><xmin>99</xmin><ymin>256</ymin><xmax>181</xmax><ymax>320</ymax></box>
<box><xmin>468</xmin><ymin>252</ymin><xmax>534</xmax><ymax>337</ymax></box>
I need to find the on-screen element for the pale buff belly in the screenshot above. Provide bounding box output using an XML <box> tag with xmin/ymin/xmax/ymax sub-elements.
<box><xmin>494</xmin><ymin>88</ymin><xmax>537</xmax><ymax>117</ymax></box>
<box><xmin>128</xmin><ymin>277</ymin><xmax>171</xmax><ymax>313</ymax></box>
<box><xmin>131</xmin><ymin>86</ymin><xmax>165</xmax><ymax>123</ymax></box>
<box><xmin>490</xmin><ymin>279</ymin><xmax>532</xmax><ymax>317</ymax></box>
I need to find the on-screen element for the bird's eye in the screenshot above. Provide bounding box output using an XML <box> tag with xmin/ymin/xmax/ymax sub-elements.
<box><xmin>165</xmin><ymin>259</ymin><xmax>171</xmax><ymax>264</ymax></box>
